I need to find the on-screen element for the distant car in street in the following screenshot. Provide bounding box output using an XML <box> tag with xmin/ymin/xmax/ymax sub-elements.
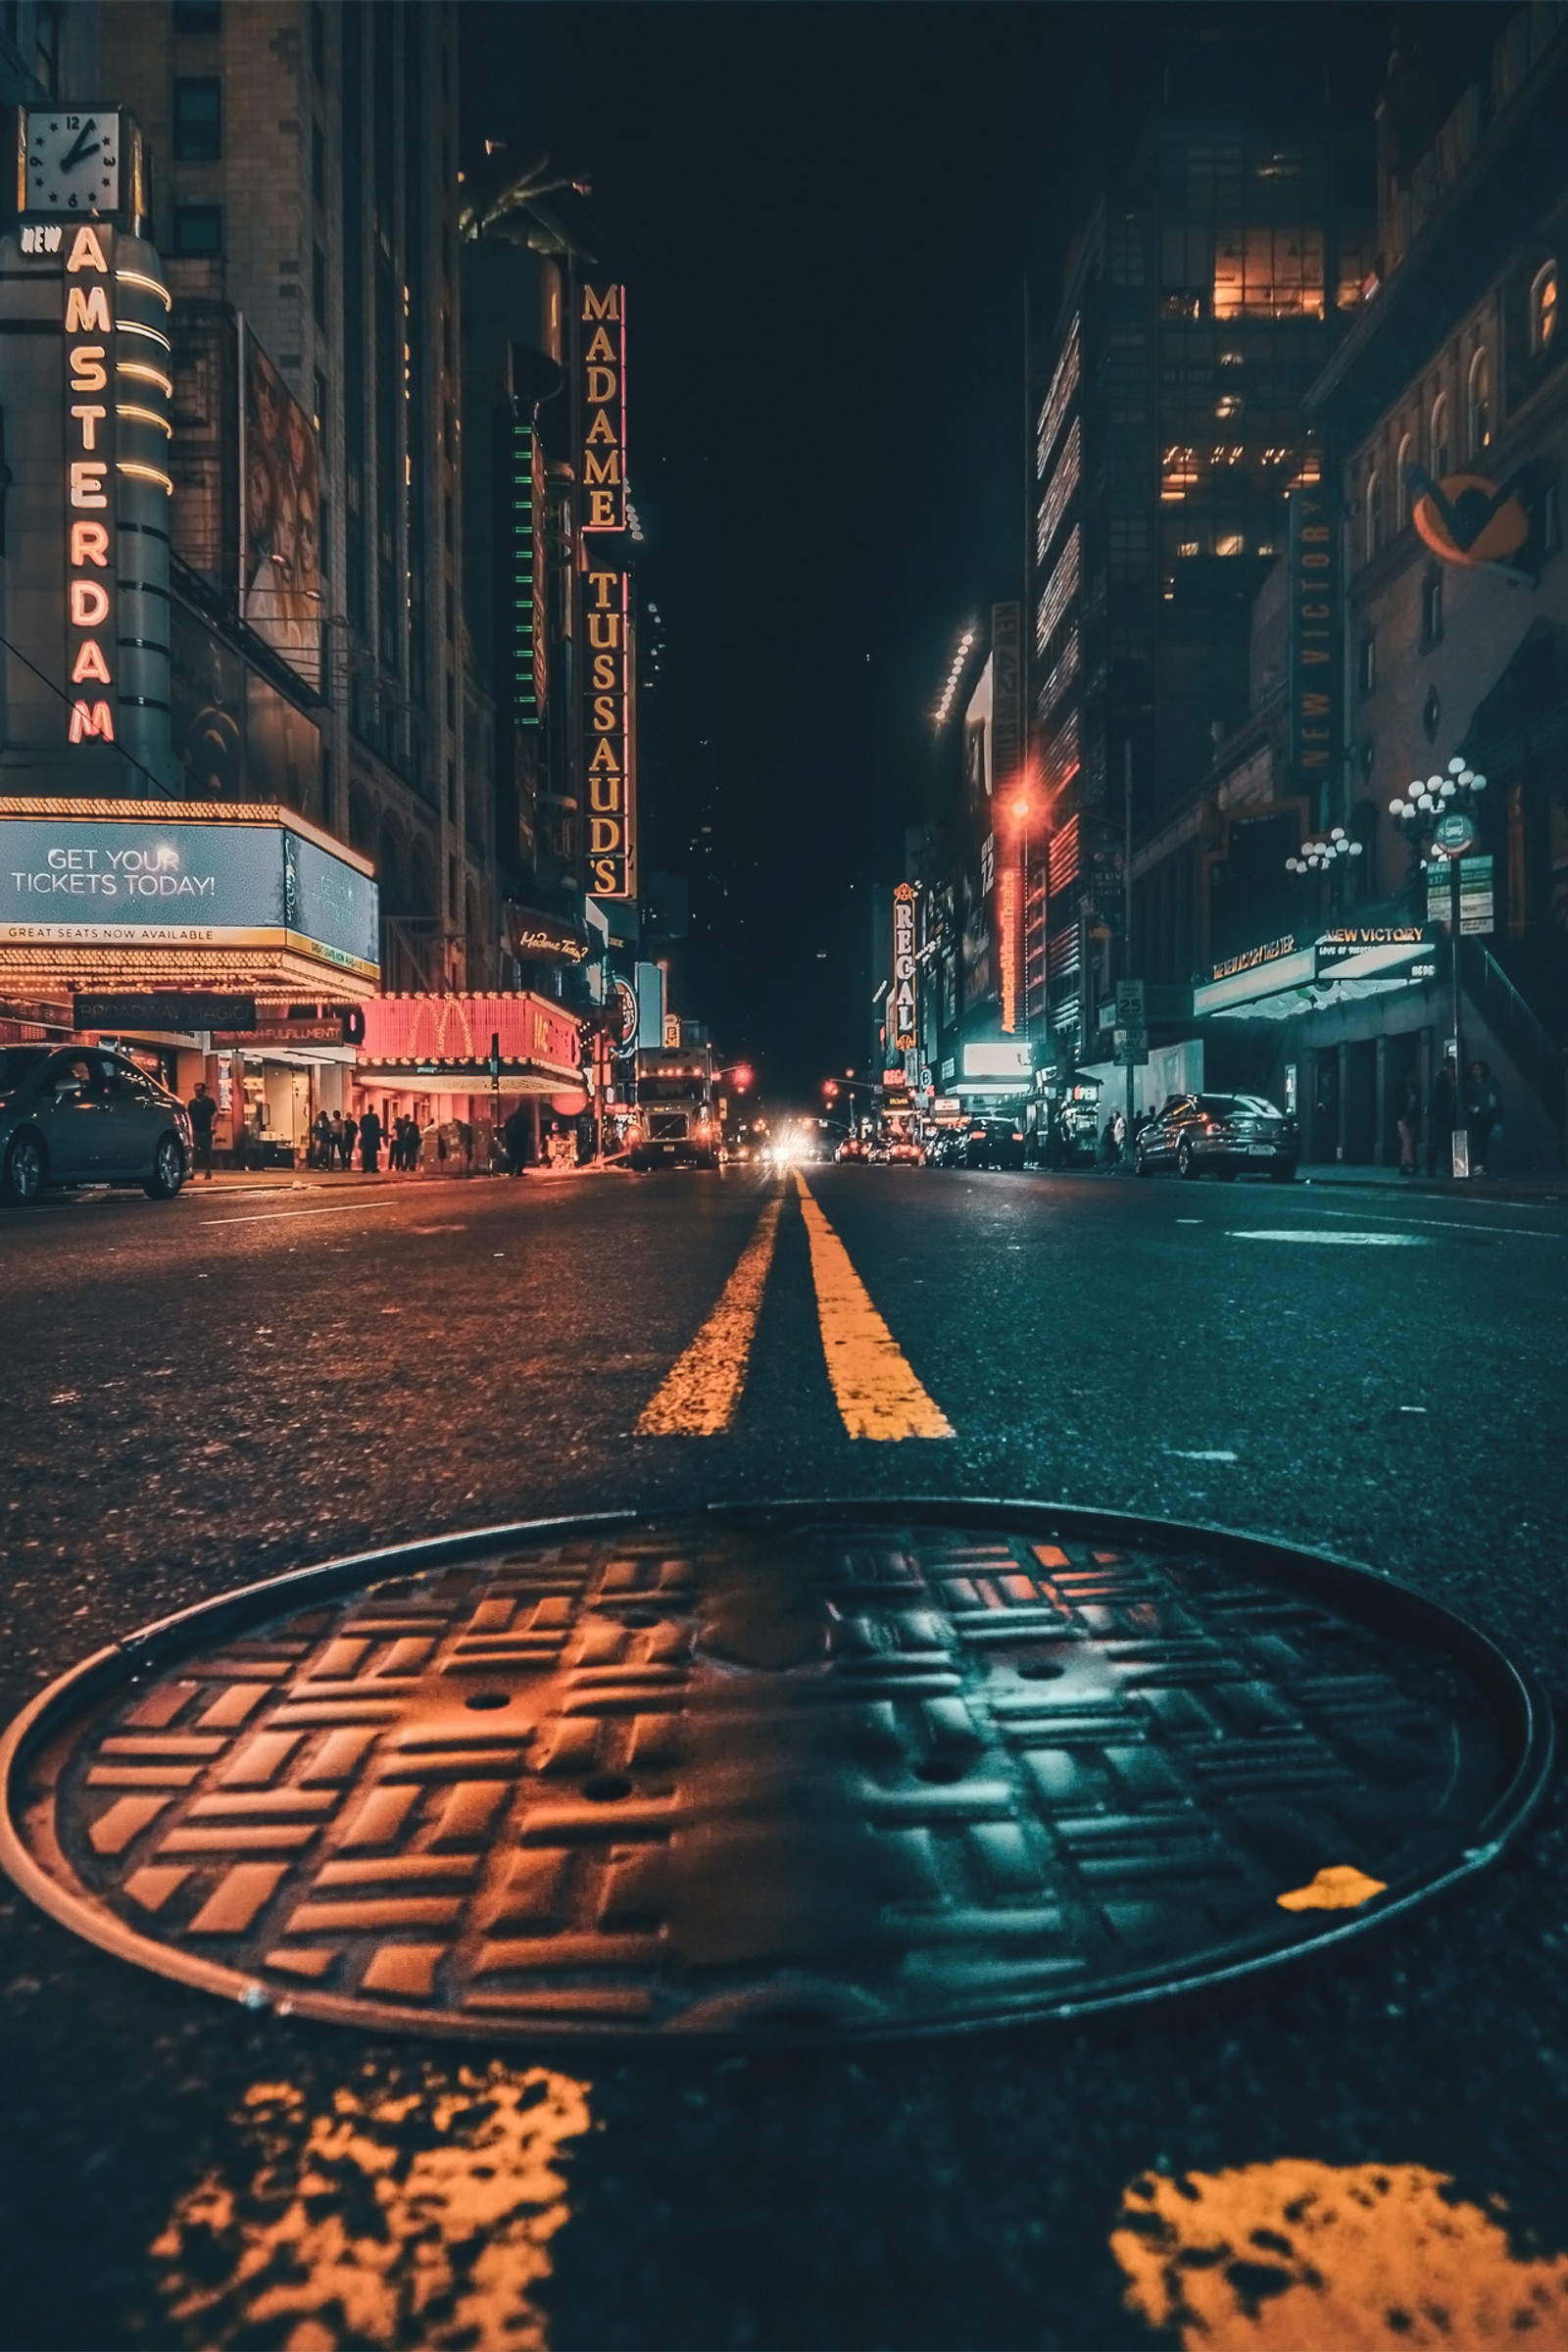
<box><xmin>835</xmin><ymin>1136</ymin><xmax>869</xmax><ymax>1164</ymax></box>
<box><xmin>0</xmin><ymin>1046</ymin><xmax>192</xmax><ymax>1206</ymax></box>
<box><xmin>867</xmin><ymin>1140</ymin><xmax>891</xmax><ymax>1164</ymax></box>
<box><xmin>963</xmin><ymin>1118</ymin><xmax>1026</xmax><ymax>1170</ymax></box>
<box><xmin>886</xmin><ymin>1137</ymin><xmax>925</xmax><ymax>1167</ymax></box>
<box><xmin>1135</xmin><ymin>1092</ymin><xmax>1298</xmax><ymax>1182</ymax></box>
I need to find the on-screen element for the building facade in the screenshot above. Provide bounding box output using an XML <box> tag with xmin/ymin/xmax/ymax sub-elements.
<box><xmin>99</xmin><ymin>0</ymin><xmax>491</xmax><ymax>997</ymax></box>
<box><xmin>1029</xmin><ymin>105</ymin><xmax>1371</xmax><ymax>1065</ymax></box>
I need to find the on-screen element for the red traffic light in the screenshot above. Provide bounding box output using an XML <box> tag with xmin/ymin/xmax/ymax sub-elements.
<box><xmin>733</xmin><ymin>1063</ymin><xmax>754</xmax><ymax>1093</ymax></box>
<box><xmin>822</xmin><ymin>1079</ymin><xmax>839</xmax><ymax>1099</ymax></box>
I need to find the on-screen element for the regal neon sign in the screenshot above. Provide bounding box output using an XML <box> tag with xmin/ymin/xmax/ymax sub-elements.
<box><xmin>892</xmin><ymin>882</ymin><xmax>917</xmax><ymax>1054</ymax></box>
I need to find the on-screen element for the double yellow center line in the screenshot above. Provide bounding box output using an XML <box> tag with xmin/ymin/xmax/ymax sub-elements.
<box><xmin>635</xmin><ymin>1171</ymin><xmax>952</xmax><ymax>1442</ymax></box>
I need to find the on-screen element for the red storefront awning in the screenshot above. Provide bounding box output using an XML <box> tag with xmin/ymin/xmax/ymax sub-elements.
<box><xmin>355</xmin><ymin>992</ymin><xmax>583</xmax><ymax>1088</ymax></box>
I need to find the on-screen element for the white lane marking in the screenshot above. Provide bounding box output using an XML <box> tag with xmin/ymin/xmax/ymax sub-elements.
<box><xmin>1166</xmin><ymin>1448</ymin><xmax>1239</xmax><ymax>1462</ymax></box>
<box><xmin>1230</xmin><ymin>1229</ymin><xmax>1431</xmax><ymax>1247</ymax></box>
<box><xmin>1314</xmin><ymin>1205</ymin><xmax>1563</xmax><ymax>1240</ymax></box>
<box><xmin>200</xmin><ymin>1199</ymin><xmax>414</xmax><ymax>1227</ymax></box>
<box><xmin>1175</xmin><ymin>1217</ymin><xmax>1203</xmax><ymax>1225</ymax></box>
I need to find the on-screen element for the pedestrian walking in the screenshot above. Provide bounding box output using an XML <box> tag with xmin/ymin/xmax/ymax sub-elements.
<box><xmin>1464</xmin><ymin>1059</ymin><xmax>1501</xmax><ymax>1177</ymax></box>
<box><xmin>1396</xmin><ymin>1073</ymin><xmax>1422</xmax><ymax>1176</ymax></box>
<box><xmin>458</xmin><ymin>1115</ymin><xmax>474</xmax><ymax>1173</ymax></box>
<box><xmin>1427</xmin><ymin>1054</ymin><xmax>1457</xmax><ymax>1176</ymax></box>
<box><xmin>312</xmin><ymin>1110</ymin><xmax>333</xmax><ymax>1170</ymax></box>
<box><xmin>1099</xmin><ymin>1114</ymin><xmax>1121</xmax><ymax>1169</ymax></box>
<box><xmin>186</xmin><ymin>1079</ymin><xmax>219</xmax><ymax>1181</ymax></box>
<box><xmin>502</xmin><ymin>1102</ymin><xmax>530</xmax><ymax>1176</ymax></box>
<box><xmin>358</xmin><ymin>1105</ymin><xmax>382</xmax><ymax>1174</ymax></box>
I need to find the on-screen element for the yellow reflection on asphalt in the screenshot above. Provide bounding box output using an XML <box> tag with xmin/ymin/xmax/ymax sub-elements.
<box><xmin>150</xmin><ymin>2062</ymin><xmax>592</xmax><ymax>2352</ymax></box>
<box><xmin>1112</xmin><ymin>2159</ymin><xmax>1568</xmax><ymax>2348</ymax></box>
<box><xmin>636</xmin><ymin>1191</ymin><xmax>783</xmax><ymax>1434</ymax></box>
<box><xmin>795</xmin><ymin>1171</ymin><xmax>954</xmax><ymax>1440</ymax></box>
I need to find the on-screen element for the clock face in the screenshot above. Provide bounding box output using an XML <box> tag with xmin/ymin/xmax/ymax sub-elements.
<box><xmin>24</xmin><ymin>110</ymin><xmax>122</xmax><ymax>215</ymax></box>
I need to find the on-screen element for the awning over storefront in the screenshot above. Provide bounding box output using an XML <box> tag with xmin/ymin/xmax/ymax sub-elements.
<box><xmin>1194</xmin><ymin>923</ymin><xmax>1436</xmax><ymax>1021</ymax></box>
<box><xmin>355</xmin><ymin>991</ymin><xmax>583</xmax><ymax>1093</ymax></box>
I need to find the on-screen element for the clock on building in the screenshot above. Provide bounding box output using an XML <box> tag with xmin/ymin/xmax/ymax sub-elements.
<box><xmin>24</xmin><ymin>109</ymin><xmax>122</xmax><ymax>215</ymax></box>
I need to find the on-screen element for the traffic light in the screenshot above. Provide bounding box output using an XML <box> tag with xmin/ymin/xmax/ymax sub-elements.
<box><xmin>733</xmin><ymin>1063</ymin><xmax>754</xmax><ymax>1093</ymax></box>
<box><xmin>822</xmin><ymin>1079</ymin><xmax>839</xmax><ymax>1100</ymax></box>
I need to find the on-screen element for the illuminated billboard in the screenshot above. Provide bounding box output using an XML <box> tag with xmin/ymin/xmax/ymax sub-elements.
<box><xmin>241</xmin><ymin>328</ymin><xmax>321</xmax><ymax>689</ymax></box>
<box><xmin>0</xmin><ymin>803</ymin><xmax>377</xmax><ymax>982</ymax></box>
<box><xmin>962</xmin><ymin>1041</ymin><xmax>1033</xmax><ymax>1078</ymax></box>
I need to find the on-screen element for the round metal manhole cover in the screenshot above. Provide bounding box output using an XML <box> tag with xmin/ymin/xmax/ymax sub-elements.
<box><xmin>0</xmin><ymin>1502</ymin><xmax>1550</xmax><ymax>2042</ymax></box>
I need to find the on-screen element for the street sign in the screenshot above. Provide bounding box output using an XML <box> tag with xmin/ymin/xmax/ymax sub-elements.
<box><xmin>1427</xmin><ymin>854</ymin><xmax>1494</xmax><ymax>935</ymax></box>
<box><xmin>1114</xmin><ymin>978</ymin><xmax>1146</xmax><ymax>1025</ymax></box>
<box><xmin>1113</xmin><ymin>1025</ymin><xmax>1150</xmax><ymax>1066</ymax></box>
<box><xmin>1431</xmin><ymin>810</ymin><xmax>1478</xmax><ymax>858</ymax></box>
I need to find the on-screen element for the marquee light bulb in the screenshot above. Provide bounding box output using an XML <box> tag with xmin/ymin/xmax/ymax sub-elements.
<box><xmin>1448</xmin><ymin>757</ymin><xmax>1466</xmax><ymax>773</ymax></box>
<box><xmin>1472</xmin><ymin>770</ymin><xmax>1488</xmax><ymax>790</ymax></box>
<box><xmin>1348</xmin><ymin>840</ymin><xmax>1364</xmax><ymax>856</ymax></box>
<box><xmin>1390</xmin><ymin>798</ymin><xmax>1406</xmax><ymax>816</ymax></box>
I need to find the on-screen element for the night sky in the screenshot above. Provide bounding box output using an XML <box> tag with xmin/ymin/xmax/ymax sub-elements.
<box><xmin>462</xmin><ymin>3</ymin><xmax>1502</xmax><ymax>1100</ymax></box>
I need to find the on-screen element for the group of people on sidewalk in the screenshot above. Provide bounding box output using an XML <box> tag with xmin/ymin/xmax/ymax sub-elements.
<box><xmin>181</xmin><ymin>1091</ymin><xmax>487</xmax><ymax>1180</ymax></box>
<box><xmin>1396</xmin><ymin>1056</ymin><xmax>1502</xmax><ymax>1177</ymax></box>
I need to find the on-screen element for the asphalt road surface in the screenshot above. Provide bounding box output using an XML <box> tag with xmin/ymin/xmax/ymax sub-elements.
<box><xmin>3</xmin><ymin>1160</ymin><xmax>1567</xmax><ymax>2351</ymax></box>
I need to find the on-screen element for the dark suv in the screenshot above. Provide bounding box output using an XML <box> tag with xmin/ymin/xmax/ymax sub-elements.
<box><xmin>963</xmin><ymin>1117</ymin><xmax>1026</xmax><ymax>1170</ymax></box>
<box><xmin>0</xmin><ymin>1046</ymin><xmax>192</xmax><ymax>1206</ymax></box>
<box><xmin>1135</xmin><ymin>1093</ymin><xmax>1298</xmax><ymax>1182</ymax></box>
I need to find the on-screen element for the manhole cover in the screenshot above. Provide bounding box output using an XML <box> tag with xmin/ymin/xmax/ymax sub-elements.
<box><xmin>0</xmin><ymin>1503</ymin><xmax>1549</xmax><ymax>2041</ymax></box>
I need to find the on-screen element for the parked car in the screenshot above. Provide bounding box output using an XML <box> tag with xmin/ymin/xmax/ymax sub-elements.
<box><xmin>925</xmin><ymin>1129</ymin><xmax>965</xmax><ymax>1167</ymax></box>
<box><xmin>835</xmin><ymin>1136</ymin><xmax>869</xmax><ymax>1164</ymax></box>
<box><xmin>1135</xmin><ymin>1092</ymin><xmax>1298</xmax><ymax>1182</ymax></box>
<box><xmin>886</xmin><ymin>1137</ymin><xmax>925</xmax><ymax>1167</ymax></box>
<box><xmin>0</xmin><ymin>1046</ymin><xmax>192</xmax><ymax>1206</ymax></box>
<box><xmin>963</xmin><ymin>1118</ymin><xmax>1027</xmax><ymax>1170</ymax></box>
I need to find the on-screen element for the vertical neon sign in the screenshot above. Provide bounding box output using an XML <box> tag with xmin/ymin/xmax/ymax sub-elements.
<box><xmin>585</xmin><ymin>565</ymin><xmax>633</xmax><ymax>898</ymax></box>
<box><xmin>64</xmin><ymin>222</ymin><xmax>116</xmax><ymax>746</ymax></box>
<box><xmin>580</xmin><ymin>283</ymin><xmax>625</xmax><ymax>533</ymax></box>
<box><xmin>892</xmin><ymin>883</ymin><xmax>917</xmax><ymax>1054</ymax></box>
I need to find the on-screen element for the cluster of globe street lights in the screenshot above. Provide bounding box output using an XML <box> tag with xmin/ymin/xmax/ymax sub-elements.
<box><xmin>1388</xmin><ymin>756</ymin><xmax>1488</xmax><ymax>830</ymax></box>
<box><xmin>1286</xmin><ymin>828</ymin><xmax>1364</xmax><ymax>875</ymax></box>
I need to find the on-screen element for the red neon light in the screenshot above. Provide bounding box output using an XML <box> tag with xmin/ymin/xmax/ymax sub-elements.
<box><xmin>997</xmin><ymin>865</ymin><xmax>1020</xmax><ymax>1035</ymax></box>
<box><xmin>359</xmin><ymin>993</ymin><xmax>580</xmax><ymax>1075</ymax></box>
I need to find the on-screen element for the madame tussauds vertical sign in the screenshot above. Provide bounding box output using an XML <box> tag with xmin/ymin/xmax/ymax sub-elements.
<box><xmin>584</xmin><ymin>566</ymin><xmax>634</xmax><ymax>899</ymax></box>
<box><xmin>580</xmin><ymin>283</ymin><xmax>625</xmax><ymax>533</ymax></box>
<box><xmin>63</xmin><ymin>222</ymin><xmax>118</xmax><ymax>746</ymax></box>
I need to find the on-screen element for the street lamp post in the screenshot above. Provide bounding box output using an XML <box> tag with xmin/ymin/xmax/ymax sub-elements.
<box><xmin>1389</xmin><ymin>758</ymin><xmax>1489</xmax><ymax>1173</ymax></box>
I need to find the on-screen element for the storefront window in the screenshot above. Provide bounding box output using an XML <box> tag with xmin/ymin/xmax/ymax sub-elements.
<box><xmin>1467</xmin><ymin>349</ymin><xmax>1493</xmax><ymax>458</ymax></box>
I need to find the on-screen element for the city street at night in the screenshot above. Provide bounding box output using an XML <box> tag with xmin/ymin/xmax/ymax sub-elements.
<box><xmin>2</xmin><ymin>1159</ymin><xmax>1567</xmax><ymax>2348</ymax></box>
<box><xmin>6</xmin><ymin>0</ymin><xmax>1568</xmax><ymax>2342</ymax></box>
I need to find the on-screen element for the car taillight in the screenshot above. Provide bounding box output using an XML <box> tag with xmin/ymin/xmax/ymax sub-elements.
<box><xmin>1011</xmin><ymin>1132</ymin><xmax>1023</xmax><ymax>1142</ymax></box>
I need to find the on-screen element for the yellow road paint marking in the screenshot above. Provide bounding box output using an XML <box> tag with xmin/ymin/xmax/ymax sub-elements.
<box><xmin>635</xmin><ymin>1194</ymin><xmax>784</xmax><ymax>1435</ymax></box>
<box><xmin>1277</xmin><ymin>1862</ymin><xmax>1388</xmax><ymax>1912</ymax></box>
<box><xmin>152</xmin><ymin>2064</ymin><xmax>591</xmax><ymax>2351</ymax></box>
<box><xmin>794</xmin><ymin>1171</ymin><xmax>953</xmax><ymax>1441</ymax></box>
<box><xmin>1112</xmin><ymin>2159</ymin><xmax>1568</xmax><ymax>2349</ymax></box>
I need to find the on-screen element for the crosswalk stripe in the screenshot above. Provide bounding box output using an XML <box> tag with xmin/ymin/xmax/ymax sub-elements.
<box><xmin>634</xmin><ymin>1193</ymin><xmax>784</xmax><ymax>1435</ymax></box>
<box><xmin>794</xmin><ymin>1171</ymin><xmax>954</xmax><ymax>1441</ymax></box>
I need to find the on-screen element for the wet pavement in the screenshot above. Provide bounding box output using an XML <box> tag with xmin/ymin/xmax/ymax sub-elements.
<box><xmin>2</xmin><ymin>1163</ymin><xmax>1567</xmax><ymax>2349</ymax></box>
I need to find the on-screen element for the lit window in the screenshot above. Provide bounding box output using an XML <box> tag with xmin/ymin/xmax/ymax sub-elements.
<box><xmin>1366</xmin><ymin>469</ymin><xmax>1385</xmax><ymax>561</ymax></box>
<box><xmin>1212</xmin><ymin>445</ymin><xmax>1245</xmax><ymax>466</ymax></box>
<box><xmin>1531</xmin><ymin>261</ymin><xmax>1558</xmax><ymax>356</ymax></box>
<box><xmin>1467</xmin><ymin>348</ymin><xmax>1493</xmax><ymax>457</ymax></box>
<box><xmin>1396</xmin><ymin>432</ymin><xmax>1413</xmax><ymax>528</ymax></box>
<box><xmin>1215</xmin><ymin>393</ymin><xmax>1243</xmax><ymax>418</ymax></box>
<box><xmin>1178</xmin><ymin>540</ymin><xmax>1200</xmax><ymax>558</ymax></box>
<box><xmin>1213</xmin><ymin>225</ymin><xmax>1325</xmax><ymax>319</ymax></box>
<box><xmin>1358</xmin><ymin>632</ymin><xmax>1376</xmax><ymax>695</ymax></box>
<box><xmin>1430</xmin><ymin>391</ymin><xmax>1449</xmax><ymax>477</ymax></box>
<box><xmin>1218</xmin><ymin>349</ymin><xmax>1244</xmax><ymax>367</ymax></box>
<box><xmin>1160</xmin><ymin>445</ymin><xmax>1200</xmax><ymax>501</ymax></box>
<box><xmin>1215</xmin><ymin>534</ymin><xmax>1245</xmax><ymax>557</ymax></box>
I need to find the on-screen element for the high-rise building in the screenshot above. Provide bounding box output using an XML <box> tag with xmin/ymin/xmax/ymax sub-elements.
<box><xmin>99</xmin><ymin>0</ymin><xmax>491</xmax><ymax>992</ymax></box>
<box><xmin>1028</xmin><ymin>102</ymin><xmax>1371</xmax><ymax>1056</ymax></box>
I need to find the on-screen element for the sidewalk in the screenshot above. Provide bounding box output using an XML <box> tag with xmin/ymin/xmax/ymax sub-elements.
<box><xmin>186</xmin><ymin>1158</ymin><xmax>629</xmax><ymax>1194</ymax></box>
<box><xmin>1297</xmin><ymin>1161</ymin><xmax>1568</xmax><ymax>1205</ymax></box>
